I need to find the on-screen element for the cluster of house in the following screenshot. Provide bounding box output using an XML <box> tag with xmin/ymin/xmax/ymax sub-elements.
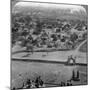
<box><xmin>12</xmin><ymin>16</ymin><xmax>87</xmax><ymax>50</ymax></box>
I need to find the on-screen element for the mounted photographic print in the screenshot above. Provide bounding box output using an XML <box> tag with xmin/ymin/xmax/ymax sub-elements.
<box><xmin>11</xmin><ymin>0</ymin><xmax>88</xmax><ymax>89</ymax></box>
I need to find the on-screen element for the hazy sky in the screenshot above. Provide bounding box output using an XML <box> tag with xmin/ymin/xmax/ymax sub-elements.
<box><xmin>11</xmin><ymin>0</ymin><xmax>88</xmax><ymax>8</ymax></box>
<box><xmin>11</xmin><ymin>0</ymin><xmax>88</xmax><ymax>14</ymax></box>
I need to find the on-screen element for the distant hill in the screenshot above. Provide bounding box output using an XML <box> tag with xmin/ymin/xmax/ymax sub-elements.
<box><xmin>12</xmin><ymin>2</ymin><xmax>87</xmax><ymax>21</ymax></box>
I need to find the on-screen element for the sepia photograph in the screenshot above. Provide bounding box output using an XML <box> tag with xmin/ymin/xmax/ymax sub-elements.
<box><xmin>11</xmin><ymin>0</ymin><xmax>88</xmax><ymax>89</ymax></box>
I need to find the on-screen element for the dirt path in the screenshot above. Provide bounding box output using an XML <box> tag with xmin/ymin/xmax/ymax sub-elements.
<box><xmin>75</xmin><ymin>40</ymin><xmax>87</xmax><ymax>52</ymax></box>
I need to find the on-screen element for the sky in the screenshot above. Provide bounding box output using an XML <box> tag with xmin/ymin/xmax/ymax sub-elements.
<box><xmin>11</xmin><ymin>0</ymin><xmax>88</xmax><ymax>21</ymax></box>
<box><xmin>11</xmin><ymin>0</ymin><xmax>88</xmax><ymax>14</ymax></box>
<box><xmin>14</xmin><ymin>1</ymin><xmax>87</xmax><ymax>13</ymax></box>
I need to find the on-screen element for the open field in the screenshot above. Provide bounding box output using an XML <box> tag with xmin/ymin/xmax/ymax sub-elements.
<box><xmin>12</xmin><ymin>40</ymin><xmax>87</xmax><ymax>64</ymax></box>
<box><xmin>11</xmin><ymin>60</ymin><xmax>87</xmax><ymax>89</ymax></box>
<box><xmin>12</xmin><ymin>49</ymin><xmax>87</xmax><ymax>64</ymax></box>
